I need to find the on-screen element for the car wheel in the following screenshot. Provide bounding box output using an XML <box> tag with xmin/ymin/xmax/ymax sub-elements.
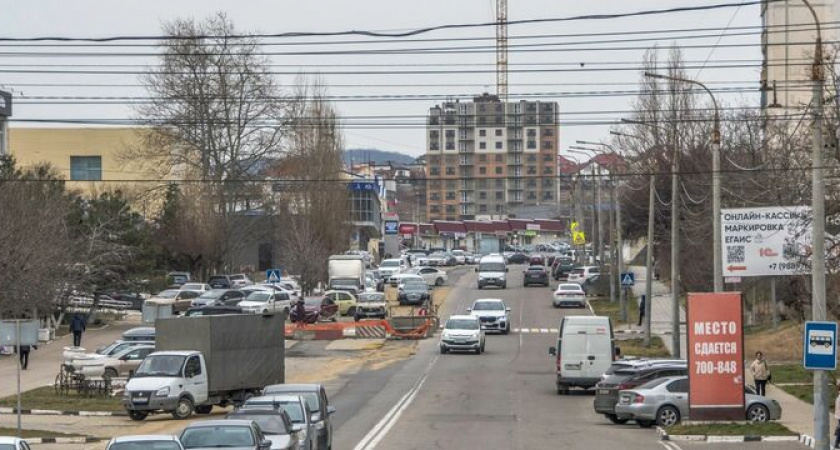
<box><xmin>501</xmin><ymin>283</ymin><xmax>507</xmax><ymax>289</ymax></box>
<box><xmin>440</xmin><ymin>346</ymin><xmax>449</xmax><ymax>354</ymax></box>
<box><xmin>502</xmin><ymin>325</ymin><xmax>510</xmax><ymax>335</ymax></box>
<box><xmin>637</xmin><ymin>420</ymin><xmax>654</xmax><ymax>428</ymax></box>
<box><xmin>128</xmin><ymin>410</ymin><xmax>148</xmax><ymax>421</ymax></box>
<box><xmin>435</xmin><ymin>278</ymin><xmax>444</xmax><ymax>286</ymax></box>
<box><xmin>103</xmin><ymin>368</ymin><xmax>118</xmax><ymax>380</ymax></box>
<box><xmin>656</xmin><ymin>406</ymin><xmax>681</xmax><ymax>427</ymax></box>
<box><xmin>171</xmin><ymin>397</ymin><xmax>194</xmax><ymax>420</ymax></box>
<box><xmin>347</xmin><ymin>306</ymin><xmax>357</xmax><ymax>316</ymax></box>
<box><xmin>747</xmin><ymin>404</ymin><xmax>770</xmax><ymax>422</ymax></box>
<box><xmin>354</xmin><ymin>315</ymin><xmax>361</xmax><ymax>322</ymax></box>
<box><xmin>195</xmin><ymin>405</ymin><xmax>213</xmax><ymax>415</ymax></box>
<box><xmin>606</xmin><ymin>414</ymin><xmax>629</xmax><ymax>425</ymax></box>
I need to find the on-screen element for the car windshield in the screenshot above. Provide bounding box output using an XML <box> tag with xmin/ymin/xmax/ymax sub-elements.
<box><xmin>232</xmin><ymin>414</ymin><xmax>288</xmax><ymax>435</ymax></box>
<box><xmin>109</xmin><ymin>442</ymin><xmax>182</xmax><ymax>450</ymax></box>
<box><xmin>635</xmin><ymin>378</ymin><xmax>670</xmax><ymax>390</ymax></box>
<box><xmin>359</xmin><ymin>293</ymin><xmax>385</xmax><ymax>302</ymax></box>
<box><xmin>0</xmin><ymin>445</ymin><xmax>13</xmax><ymax>450</ymax></box>
<box><xmin>381</xmin><ymin>260</ymin><xmax>400</xmax><ymax>267</ymax></box>
<box><xmin>156</xmin><ymin>290</ymin><xmax>178</xmax><ymax>299</ymax></box>
<box><xmin>478</xmin><ymin>262</ymin><xmax>505</xmax><ymax>272</ymax></box>
<box><xmin>134</xmin><ymin>355</ymin><xmax>186</xmax><ymax>377</ymax></box>
<box><xmin>181</xmin><ymin>426</ymin><xmax>254</xmax><ymax>448</ymax></box>
<box><xmin>245</xmin><ymin>292</ymin><xmax>271</xmax><ymax>302</ymax></box>
<box><xmin>446</xmin><ymin>319</ymin><xmax>479</xmax><ymax>330</ymax></box>
<box><xmin>404</xmin><ymin>282</ymin><xmax>426</xmax><ymax>290</ymax></box>
<box><xmin>304</xmin><ymin>298</ymin><xmax>322</xmax><ymax>306</ymax></box>
<box><xmin>472</xmin><ymin>302</ymin><xmax>503</xmax><ymax>311</ymax></box>
<box><xmin>208</xmin><ymin>277</ymin><xmax>228</xmax><ymax>285</ymax></box>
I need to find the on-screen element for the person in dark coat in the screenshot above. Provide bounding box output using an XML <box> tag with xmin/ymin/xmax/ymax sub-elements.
<box><xmin>637</xmin><ymin>295</ymin><xmax>646</xmax><ymax>327</ymax></box>
<box><xmin>69</xmin><ymin>314</ymin><xmax>86</xmax><ymax>347</ymax></box>
<box><xmin>18</xmin><ymin>344</ymin><xmax>36</xmax><ymax>370</ymax></box>
<box><xmin>294</xmin><ymin>299</ymin><xmax>307</xmax><ymax>324</ymax></box>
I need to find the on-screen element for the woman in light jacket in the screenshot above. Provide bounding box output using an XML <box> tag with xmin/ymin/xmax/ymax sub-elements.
<box><xmin>749</xmin><ymin>351</ymin><xmax>771</xmax><ymax>396</ymax></box>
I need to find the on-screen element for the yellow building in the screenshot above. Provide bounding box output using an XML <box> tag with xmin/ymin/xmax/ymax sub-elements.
<box><xmin>8</xmin><ymin>127</ymin><xmax>155</xmax><ymax>197</ymax></box>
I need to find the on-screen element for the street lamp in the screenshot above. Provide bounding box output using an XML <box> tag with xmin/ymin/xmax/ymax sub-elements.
<box><xmin>644</xmin><ymin>71</ymin><xmax>723</xmax><ymax>293</ymax></box>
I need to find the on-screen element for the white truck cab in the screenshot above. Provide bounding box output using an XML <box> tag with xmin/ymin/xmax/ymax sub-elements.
<box><xmin>124</xmin><ymin>351</ymin><xmax>210</xmax><ymax>420</ymax></box>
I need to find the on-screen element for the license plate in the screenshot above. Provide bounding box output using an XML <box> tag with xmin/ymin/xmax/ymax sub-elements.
<box><xmin>598</xmin><ymin>389</ymin><xmax>610</xmax><ymax>395</ymax></box>
<box><xmin>132</xmin><ymin>398</ymin><xmax>149</xmax><ymax>404</ymax></box>
<box><xmin>565</xmin><ymin>363</ymin><xmax>582</xmax><ymax>370</ymax></box>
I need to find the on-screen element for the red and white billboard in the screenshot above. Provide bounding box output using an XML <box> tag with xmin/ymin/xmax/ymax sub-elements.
<box><xmin>686</xmin><ymin>292</ymin><xmax>745</xmax><ymax>420</ymax></box>
<box><xmin>398</xmin><ymin>223</ymin><xmax>417</xmax><ymax>235</ymax></box>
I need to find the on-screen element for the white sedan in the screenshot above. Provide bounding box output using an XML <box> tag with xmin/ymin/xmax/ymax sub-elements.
<box><xmin>553</xmin><ymin>283</ymin><xmax>586</xmax><ymax>308</ymax></box>
<box><xmin>407</xmin><ymin>267</ymin><xmax>448</xmax><ymax>287</ymax></box>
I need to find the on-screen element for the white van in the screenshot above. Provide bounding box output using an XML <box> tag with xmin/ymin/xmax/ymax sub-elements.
<box><xmin>548</xmin><ymin>315</ymin><xmax>615</xmax><ymax>395</ymax></box>
<box><xmin>476</xmin><ymin>254</ymin><xmax>507</xmax><ymax>289</ymax></box>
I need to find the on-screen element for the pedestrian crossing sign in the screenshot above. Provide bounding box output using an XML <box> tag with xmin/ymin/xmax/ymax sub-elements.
<box><xmin>266</xmin><ymin>269</ymin><xmax>282</xmax><ymax>283</ymax></box>
<box><xmin>572</xmin><ymin>231</ymin><xmax>586</xmax><ymax>245</ymax></box>
<box><xmin>620</xmin><ymin>272</ymin><xmax>635</xmax><ymax>287</ymax></box>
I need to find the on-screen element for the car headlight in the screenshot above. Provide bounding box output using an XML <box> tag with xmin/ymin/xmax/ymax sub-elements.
<box><xmin>298</xmin><ymin>428</ymin><xmax>308</xmax><ymax>443</ymax></box>
<box><xmin>314</xmin><ymin>420</ymin><xmax>325</xmax><ymax>430</ymax></box>
<box><xmin>155</xmin><ymin>387</ymin><xmax>170</xmax><ymax>397</ymax></box>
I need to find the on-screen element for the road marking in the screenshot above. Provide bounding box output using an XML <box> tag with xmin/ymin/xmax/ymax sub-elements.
<box><xmin>510</xmin><ymin>328</ymin><xmax>558</xmax><ymax>334</ymax></box>
<box><xmin>530</xmin><ymin>328</ymin><xmax>540</xmax><ymax>333</ymax></box>
<box><xmin>539</xmin><ymin>328</ymin><xmax>549</xmax><ymax>333</ymax></box>
<box><xmin>661</xmin><ymin>441</ymin><xmax>684</xmax><ymax>450</ymax></box>
<box><xmin>353</xmin><ymin>354</ymin><xmax>439</xmax><ymax>450</ymax></box>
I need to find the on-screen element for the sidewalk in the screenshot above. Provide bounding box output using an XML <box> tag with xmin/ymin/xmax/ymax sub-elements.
<box><xmin>627</xmin><ymin>265</ymin><xmax>687</xmax><ymax>357</ymax></box>
<box><xmin>0</xmin><ymin>319</ymin><xmax>134</xmax><ymax>398</ymax></box>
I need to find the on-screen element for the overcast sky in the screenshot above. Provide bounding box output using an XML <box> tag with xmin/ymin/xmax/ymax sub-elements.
<box><xmin>0</xmin><ymin>1</ymin><xmax>803</xmax><ymax>158</ymax></box>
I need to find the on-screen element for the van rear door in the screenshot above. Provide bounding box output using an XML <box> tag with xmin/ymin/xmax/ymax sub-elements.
<box><xmin>560</xmin><ymin>332</ymin><xmax>587</xmax><ymax>379</ymax></box>
<box><xmin>584</xmin><ymin>326</ymin><xmax>613</xmax><ymax>379</ymax></box>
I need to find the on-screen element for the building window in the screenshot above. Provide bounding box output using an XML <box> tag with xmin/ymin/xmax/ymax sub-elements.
<box><xmin>446</xmin><ymin>167</ymin><xmax>455</xmax><ymax>175</ymax></box>
<box><xmin>543</xmin><ymin>141</ymin><xmax>553</xmax><ymax>149</ymax></box>
<box><xmin>445</xmin><ymin>130</ymin><xmax>455</xmax><ymax>138</ymax></box>
<box><xmin>460</xmin><ymin>155</ymin><xmax>468</xmax><ymax>165</ymax></box>
<box><xmin>430</xmin><ymin>167</ymin><xmax>440</xmax><ymax>176</ymax></box>
<box><xmin>527</xmin><ymin>166</ymin><xmax>537</xmax><ymax>175</ymax></box>
<box><xmin>495</xmin><ymin>142</ymin><xmax>503</xmax><ymax>150</ymax></box>
<box><xmin>431</xmin><ymin>205</ymin><xmax>441</xmax><ymax>213</ymax></box>
<box><xmin>496</xmin><ymin>204</ymin><xmax>503</xmax><ymax>213</ymax></box>
<box><xmin>543</xmin><ymin>191</ymin><xmax>554</xmax><ymax>200</ymax></box>
<box><xmin>542</xmin><ymin>179</ymin><xmax>553</xmax><ymax>188</ymax></box>
<box><xmin>527</xmin><ymin>129</ymin><xmax>536</xmax><ymax>137</ymax></box>
<box><xmin>527</xmin><ymin>154</ymin><xmax>537</xmax><ymax>163</ymax></box>
<box><xmin>495</xmin><ymin>191</ymin><xmax>504</xmax><ymax>200</ymax></box>
<box><xmin>543</xmin><ymin>128</ymin><xmax>554</xmax><ymax>136</ymax></box>
<box><xmin>479</xmin><ymin>204</ymin><xmax>487</xmax><ymax>213</ymax></box>
<box><xmin>495</xmin><ymin>154</ymin><xmax>503</xmax><ymax>163</ymax></box>
<box><xmin>459</xmin><ymin>142</ymin><xmax>467</xmax><ymax>152</ymax></box>
<box><xmin>446</xmin><ymin>192</ymin><xmax>456</xmax><ymax>200</ymax></box>
<box><xmin>527</xmin><ymin>179</ymin><xmax>537</xmax><ymax>188</ymax></box>
<box><xmin>479</xmin><ymin>154</ymin><xmax>487</xmax><ymax>162</ymax></box>
<box><xmin>430</xmin><ymin>193</ymin><xmax>441</xmax><ymax>201</ymax></box>
<box><xmin>430</xmin><ymin>130</ymin><xmax>439</xmax><ymax>139</ymax></box>
<box><xmin>495</xmin><ymin>179</ymin><xmax>504</xmax><ymax>188</ymax></box>
<box><xmin>446</xmin><ymin>142</ymin><xmax>455</xmax><ymax>150</ymax></box>
<box><xmin>479</xmin><ymin>129</ymin><xmax>487</xmax><ymax>137</ymax></box>
<box><xmin>544</xmin><ymin>153</ymin><xmax>553</xmax><ymax>162</ymax></box>
<box><xmin>479</xmin><ymin>141</ymin><xmax>487</xmax><ymax>150</ymax></box>
<box><xmin>479</xmin><ymin>192</ymin><xmax>487</xmax><ymax>200</ymax></box>
<box><xmin>495</xmin><ymin>129</ymin><xmax>503</xmax><ymax>137</ymax></box>
<box><xmin>479</xmin><ymin>167</ymin><xmax>487</xmax><ymax>174</ymax></box>
<box><xmin>527</xmin><ymin>141</ymin><xmax>536</xmax><ymax>149</ymax></box>
<box><xmin>70</xmin><ymin>156</ymin><xmax>102</xmax><ymax>181</ymax></box>
<box><xmin>544</xmin><ymin>167</ymin><xmax>553</xmax><ymax>175</ymax></box>
<box><xmin>527</xmin><ymin>191</ymin><xmax>537</xmax><ymax>200</ymax></box>
<box><xmin>478</xmin><ymin>117</ymin><xmax>486</xmax><ymax>125</ymax></box>
<box><xmin>495</xmin><ymin>167</ymin><xmax>503</xmax><ymax>175</ymax></box>
<box><xmin>430</xmin><ymin>142</ymin><xmax>440</xmax><ymax>151</ymax></box>
<box><xmin>446</xmin><ymin>205</ymin><xmax>456</xmax><ymax>213</ymax></box>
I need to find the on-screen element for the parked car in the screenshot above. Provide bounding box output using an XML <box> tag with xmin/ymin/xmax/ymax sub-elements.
<box><xmin>191</xmin><ymin>289</ymin><xmax>246</xmax><ymax>308</ymax></box>
<box><xmin>467</xmin><ymin>298</ymin><xmax>511</xmax><ymax>334</ymax></box>
<box><xmin>529</xmin><ymin>255</ymin><xmax>546</xmax><ymax>266</ymax></box>
<box><xmin>377</xmin><ymin>258</ymin><xmax>406</xmax><ymax>280</ymax></box>
<box><xmin>261</xmin><ymin>384</ymin><xmax>335</xmax><ymax>450</ymax></box>
<box><xmin>440</xmin><ymin>315</ymin><xmax>485</xmax><ymax>355</ymax></box>
<box><xmin>523</xmin><ymin>265</ymin><xmax>549</xmax><ymax>287</ymax></box>
<box><xmin>90</xmin><ymin>340</ymin><xmax>151</xmax><ymax>358</ymax></box>
<box><xmin>450</xmin><ymin>249</ymin><xmax>467</xmax><ymax>265</ymax></box>
<box><xmin>354</xmin><ymin>292</ymin><xmax>387</xmax><ymax>320</ymax></box>
<box><xmin>106</xmin><ymin>435</ymin><xmax>184</xmax><ymax>450</ymax></box>
<box><xmin>147</xmin><ymin>289</ymin><xmax>201</xmax><ymax>314</ymax></box>
<box><xmin>180</xmin><ymin>283</ymin><xmax>211</xmax><ymax>293</ymax></box>
<box><xmin>70</xmin><ymin>344</ymin><xmax>155</xmax><ymax>380</ymax></box>
<box><xmin>289</xmin><ymin>297</ymin><xmax>338</xmax><ymax>324</ymax></box>
<box><xmin>407</xmin><ymin>267</ymin><xmax>448</xmax><ymax>287</ymax></box>
<box><xmin>551</xmin><ymin>258</ymin><xmax>576</xmax><ymax>280</ymax></box>
<box><xmin>184</xmin><ymin>305</ymin><xmax>244</xmax><ymax>317</ymax></box>
<box><xmin>179</xmin><ymin>420</ymin><xmax>272</xmax><ymax>450</ymax></box>
<box><xmin>615</xmin><ymin>376</ymin><xmax>782</xmax><ymax>427</ymax></box>
<box><xmin>506</xmin><ymin>253</ymin><xmax>529</xmax><ymax>264</ymax></box>
<box><xmin>166</xmin><ymin>272</ymin><xmax>192</xmax><ymax>287</ymax></box>
<box><xmin>122</xmin><ymin>327</ymin><xmax>156</xmax><ymax>342</ymax></box>
<box><xmin>424</xmin><ymin>253</ymin><xmax>448</xmax><ymax>267</ymax></box>
<box><xmin>230</xmin><ymin>273</ymin><xmax>254</xmax><ymax>287</ymax></box>
<box><xmin>243</xmin><ymin>396</ymin><xmax>315</xmax><ymax>450</ymax></box>
<box><xmin>226</xmin><ymin>409</ymin><xmax>300</xmax><ymax>450</ymax></box>
<box><xmin>207</xmin><ymin>275</ymin><xmax>234</xmax><ymax>289</ymax></box>
<box><xmin>552</xmin><ymin>283</ymin><xmax>586</xmax><ymax>308</ymax></box>
<box><xmin>237</xmin><ymin>290</ymin><xmax>293</xmax><ymax>315</ymax></box>
<box><xmin>594</xmin><ymin>363</ymin><xmax>688</xmax><ymax>424</ymax></box>
<box><xmin>464</xmin><ymin>253</ymin><xmax>477</xmax><ymax>264</ymax></box>
<box><xmin>322</xmin><ymin>290</ymin><xmax>357</xmax><ymax>316</ymax></box>
<box><xmin>567</xmin><ymin>265</ymin><xmax>601</xmax><ymax>283</ymax></box>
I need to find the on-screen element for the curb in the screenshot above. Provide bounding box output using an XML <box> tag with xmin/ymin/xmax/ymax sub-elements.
<box><xmin>0</xmin><ymin>407</ymin><xmax>127</xmax><ymax>417</ymax></box>
<box><xmin>24</xmin><ymin>437</ymin><xmax>103</xmax><ymax>444</ymax></box>
<box><xmin>657</xmin><ymin>427</ymin><xmax>801</xmax><ymax>444</ymax></box>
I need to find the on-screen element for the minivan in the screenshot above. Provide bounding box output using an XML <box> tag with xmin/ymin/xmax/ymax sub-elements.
<box><xmin>476</xmin><ymin>254</ymin><xmax>508</xmax><ymax>289</ymax></box>
<box><xmin>549</xmin><ymin>316</ymin><xmax>614</xmax><ymax>395</ymax></box>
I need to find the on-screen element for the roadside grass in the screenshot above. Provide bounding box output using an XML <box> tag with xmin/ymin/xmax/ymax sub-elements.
<box><xmin>0</xmin><ymin>386</ymin><xmax>124</xmax><ymax>412</ymax></box>
<box><xmin>0</xmin><ymin>427</ymin><xmax>90</xmax><ymax>439</ymax></box>
<box><xmin>589</xmin><ymin>297</ymin><xmax>639</xmax><ymax>327</ymax></box>
<box><xmin>665</xmin><ymin>422</ymin><xmax>796</xmax><ymax>436</ymax></box>
<box><xmin>744</xmin><ymin>321</ymin><xmax>803</xmax><ymax>362</ymax></box>
<box><xmin>617</xmin><ymin>337</ymin><xmax>671</xmax><ymax>358</ymax></box>
<box><xmin>776</xmin><ymin>382</ymin><xmax>838</xmax><ymax>406</ymax></box>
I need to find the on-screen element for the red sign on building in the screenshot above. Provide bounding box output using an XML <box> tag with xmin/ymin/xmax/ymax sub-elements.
<box><xmin>398</xmin><ymin>223</ymin><xmax>417</xmax><ymax>235</ymax></box>
<box><xmin>686</xmin><ymin>292</ymin><xmax>745</xmax><ymax>420</ymax></box>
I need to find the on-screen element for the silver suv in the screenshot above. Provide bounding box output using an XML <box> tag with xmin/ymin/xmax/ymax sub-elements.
<box><xmin>467</xmin><ymin>299</ymin><xmax>511</xmax><ymax>334</ymax></box>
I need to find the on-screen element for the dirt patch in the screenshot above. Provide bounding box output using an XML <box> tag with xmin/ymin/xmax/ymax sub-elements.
<box><xmin>744</xmin><ymin>321</ymin><xmax>803</xmax><ymax>362</ymax></box>
<box><xmin>287</xmin><ymin>341</ymin><xmax>417</xmax><ymax>384</ymax></box>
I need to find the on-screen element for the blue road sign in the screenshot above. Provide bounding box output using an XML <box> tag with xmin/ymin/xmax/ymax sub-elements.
<box><xmin>804</xmin><ymin>321</ymin><xmax>838</xmax><ymax>370</ymax></box>
<box><xmin>384</xmin><ymin>220</ymin><xmax>399</xmax><ymax>235</ymax></box>
<box><xmin>620</xmin><ymin>272</ymin><xmax>635</xmax><ymax>287</ymax></box>
<box><xmin>266</xmin><ymin>268</ymin><xmax>283</xmax><ymax>284</ymax></box>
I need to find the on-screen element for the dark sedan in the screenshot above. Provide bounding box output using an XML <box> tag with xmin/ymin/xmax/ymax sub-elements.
<box><xmin>523</xmin><ymin>265</ymin><xmax>549</xmax><ymax>287</ymax></box>
<box><xmin>180</xmin><ymin>420</ymin><xmax>271</xmax><ymax>450</ymax></box>
<box><xmin>399</xmin><ymin>280</ymin><xmax>430</xmax><ymax>306</ymax></box>
<box><xmin>594</xmin><ymin>363</ymin><xmax>687</xmax><ymax>424</ymax></box>
<box><xmin>552</xmin><ymin>258</ymin><xmax>576</xmax><ymax>280</ymax></box>
<box><xmin>507</xmin><ymin>253</ymin><xmax>529</xmax><ymax>264</ymax></box>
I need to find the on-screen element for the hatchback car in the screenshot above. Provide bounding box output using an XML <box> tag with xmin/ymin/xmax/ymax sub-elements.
<box><xmin>180</xmin><ymin>283</ymin><xmax>211</xmax><ymax>293</ymax></box>
<box><xmin>354</xmin><ymin>292</ymin><xmax>387</xmax><ymax>320</ymax></box>
<box><xmin>147</xmin><ymin>289</ymin><xmax>201</xmax><ymax>314</ymax></box>
<box><xmin>226</xmin><ymin>409</ymin><xmax>300</xmax><ymax>450</ymax></box>
<box><xmin>289</xmin><ymin>297</ymin><xmax>339</xmax><ymax>324</ymax></box>
<box><xmin>261</xmin><ymin>384</ymin><xmax>336</xmax><ymax>450</ymax></box>
<box><xmin>207</xmin><ymin>275</ymin><xmax>233</xmax><ymax>289</ymax></box>
<box><xmin>322</xmin><ymin>290</ymin><xmax>357</xmax><ymax>316</ymax></box>
<box><xmin>594</xmin><ymin>363</ymin><xmax>687</xmax><ymax>424</ymax></box>
<box><xmin>553</xmin><ymin>284</ymin><xmax>586</xmax><ymax>308</ymax></box>
<box><xmin>440</xmin><ymin>315</ymin><xmax>485</xmax><ymax>354</ymax></box>
<box><xmin>243</xmin><ymin>395</ymin><xmax>317</xmax><ymax>450</ymax></box>
<box><xmin>567</xmin><ymin>266</ymin><xmax>600</xmax><ymax>283</ymax></box>
<box><xmin>467</xmin><ymin>299</ymin><xmax>511</xmax><ymax>334</ymax></box>
<box><xmin>179</xmin><ymin>420</ymin><xmax>272</xmax><ymax>450</ymax></box>
<box><xmin>71</xmin><ymin>344</ymin><xmax>155</xmax><ymax>380</ymax></box>
<box><xmin>407</xmin><ymin>267</ymin><xmax>448</xmax><ymax>287</ymax></box>
<box><xmin>106</xmin><ymin>435</ymin><xmax>184</xmax><ymax>450</ymax></box>
<box><xmin>523</xmin><ymin>265</ymin><xmax>549</xmax><ymax>287</ymax></box>
<box><xmin>238</xmin><ymin>291</ymin><xmax>293</xmax><ymax>315</ymax></box>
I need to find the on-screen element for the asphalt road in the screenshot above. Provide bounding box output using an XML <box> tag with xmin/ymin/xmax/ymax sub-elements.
<box><xmin>333</xmin><ymin>265</ymin><xmax>807</xmax><ymax>450</ymax></box>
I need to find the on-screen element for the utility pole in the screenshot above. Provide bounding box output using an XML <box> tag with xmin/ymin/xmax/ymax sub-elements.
<box><xmin>799</xmin><ymin>1</ymin><xmax>828</xmax><ymax>448</ymax></box>
<box><xmin>608</xmin><ymin>178</ymin><xmax>617</xmax><ymax>306</ymax></box>
<box><xmin>495</xmin><ymin>0</ymin><xmax>508</xmax><ymax>102</ymax></box>
<box><xmin>616</xmin><ymin>179</ymin><xmax>626</xmax><ymax>322</ymax></box>
<box><xmin>596</xmin><ymin>164</ymin><xmax>604</xmax><ymax>268</ymax></box>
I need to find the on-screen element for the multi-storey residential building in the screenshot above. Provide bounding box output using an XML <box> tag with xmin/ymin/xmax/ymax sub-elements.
<box><xmin>425</xmin><ymin>94</ymin><xmax>559</xmax><ymax>221</ymax></box>
<box><xmin>761</xmin><ymin>0</ymin><xmax>836</xmax><ymax>113</ymax></box>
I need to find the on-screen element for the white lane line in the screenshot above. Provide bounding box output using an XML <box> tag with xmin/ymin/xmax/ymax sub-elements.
<box><xmin>539</xmin><ymin>328</ymin><xmax>549</xmax><ymax>333</ymax></box>
<box><xmin>520</xmin><ymin>329</ymin><xmax>531</xmax><ymax>333</ymax></box>
<box><xmin>518</xmin><ymin>294</ymin><xmax>525</xmax><ymax>350</ymax></box>
<box><xmin>530</xmin><ymin>328</ymin><xmax>540</xmax><ymax>333</ymax></box>
<box><xmin>353</xmin><ymin>355</ymin><xmax>439</xmax><ymax>450</ymax></box>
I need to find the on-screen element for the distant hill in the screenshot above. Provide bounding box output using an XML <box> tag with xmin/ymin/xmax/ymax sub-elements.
<box><xmin>344</xmin><ymin>148</ymin><xmax>417</xmax><ymax>166</ymax></box>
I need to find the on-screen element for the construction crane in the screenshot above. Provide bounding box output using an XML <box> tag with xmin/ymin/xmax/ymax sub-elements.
<box><xmin>495</xmin><ymin>0</ymin><xmax>508</xmax><ymax>102</ymax></box>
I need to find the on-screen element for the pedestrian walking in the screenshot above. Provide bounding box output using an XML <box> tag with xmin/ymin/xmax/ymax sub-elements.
<box><xmin>17</xmin><ymin>344</ymin><xmax>36</xmax><ymax>370</ymax></box>
<box><xmin>69</xmin><ymin>314</ymin><xmax>86</xmax><ymax>347</ymax></box>
<box><xmin>833</xmin><ymin>381</ymin><xmax>840</xmax><ymax>449</ymax></box>
<box><xmin>294</xmin><ymin>299</ymin><xmax>307</xmax><ymax>324</ymax></box>
<box><xmin>749</xmin><ymin>351</ymin><xmax>771</xmax><ymax>396</ymax></box>
<box><xmin>637</xmin><ymin>295</ymin><xmax>646</xmax><ymax>327</ymax></box>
